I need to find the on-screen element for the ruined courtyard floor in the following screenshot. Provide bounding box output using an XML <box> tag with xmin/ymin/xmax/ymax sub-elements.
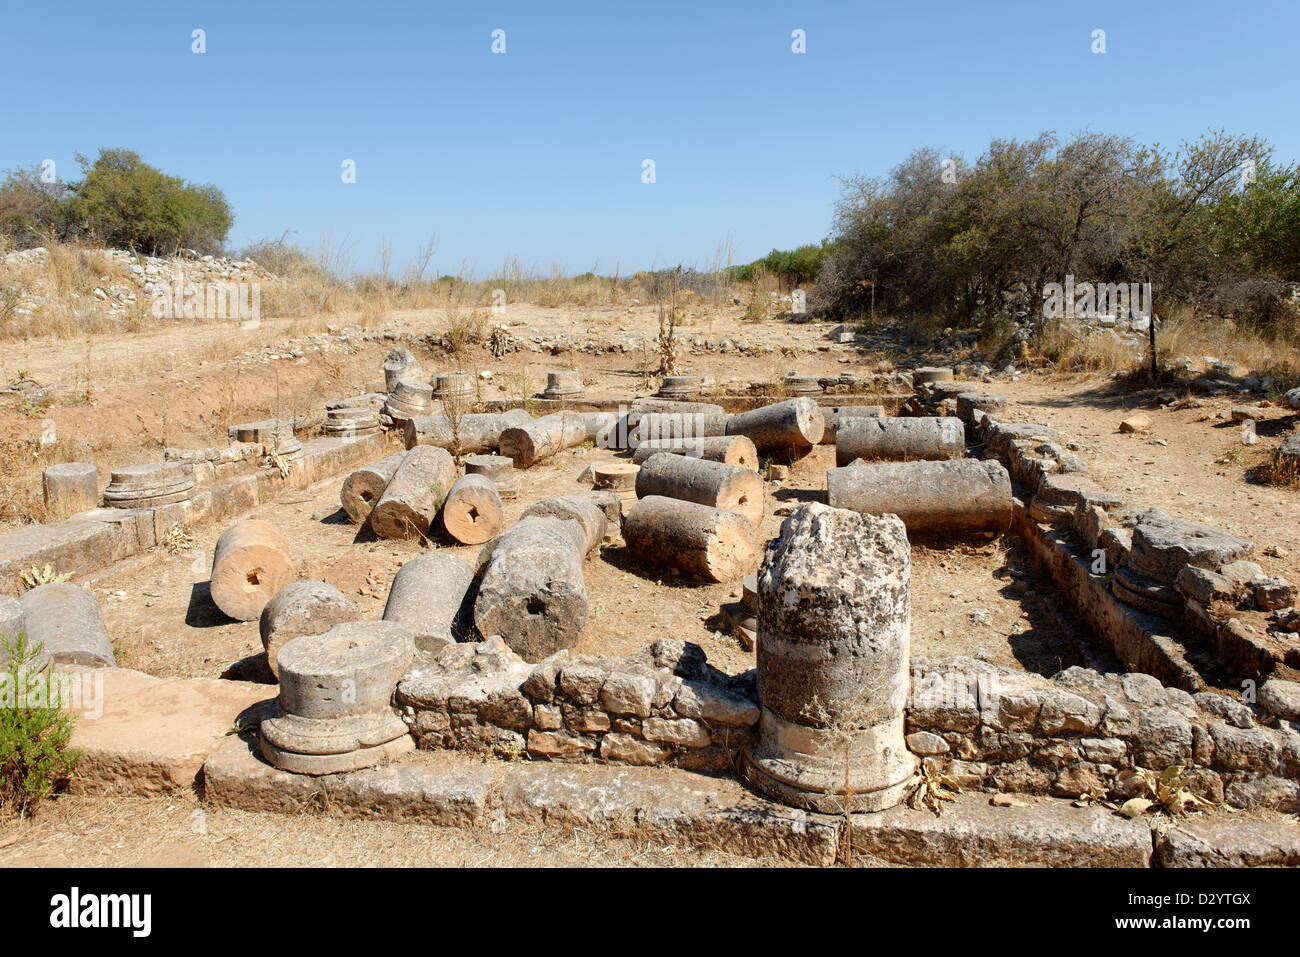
<box><xmin>1</xmin><ymin>301</ymin><xmax>1297</xmax><ymax>864</ymax></box>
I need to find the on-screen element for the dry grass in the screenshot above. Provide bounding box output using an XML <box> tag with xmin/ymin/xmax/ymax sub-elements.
<box><xmin>1033</xmin><ymin>311</ymin><xmax>1300</xmax><ymax>389</ymax></box>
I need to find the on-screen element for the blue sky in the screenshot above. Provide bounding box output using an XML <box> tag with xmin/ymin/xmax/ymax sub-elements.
<box><xmin>2</xmin><ymin>1</ymin><xmax>1297</xmax><ymax>276</ymax></box>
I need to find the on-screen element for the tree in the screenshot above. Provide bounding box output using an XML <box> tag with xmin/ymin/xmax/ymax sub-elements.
<box><xmin>69</xmin><ymin>148</ymin><xmax>233</xmax><ymax>255</ymax></box>
<box><xmin>0</xmin><ymin>165</ymin><xmax>75</xmax><ymax>245</ymax></box>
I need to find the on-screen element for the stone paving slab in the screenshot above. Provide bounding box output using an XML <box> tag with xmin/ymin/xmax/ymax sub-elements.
<box><xmin>203</xmin><ymin>738</ymin><xmax>496</xmax><ymax>827</ymax></box>
<box><xmin>1155</xmin><ymin>814</ymin><xmax>1300</xmax><ymax>867</ymax></box>
<box><xmin>64</xmin><ymin>667</ymin><xmax>275</xmax><ymax>795</ymax></box>
<box><xmin>847</xmin><ymin>794</ymin><xmax>1153</xmax><ymax>867</ymax></box>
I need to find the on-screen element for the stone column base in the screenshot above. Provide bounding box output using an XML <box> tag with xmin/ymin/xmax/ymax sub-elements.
<box><xmin>744</xmin><ymin>708</ymin><xmax>917</xmax><ymax>813</ymax></box>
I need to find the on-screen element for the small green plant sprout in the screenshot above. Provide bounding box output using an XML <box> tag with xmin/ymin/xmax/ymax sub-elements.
<box><xmin>907</xmin><ymin>762</ymin><xmax>962</xmax><ymax>815</ymax></box>
<box><xmin>0</xmin><ymin>632</ymin><xmax>82</xmax><ymax>817</ymax></box>
<box><xmin>20</xmin><ymin>564</ymin><xmax>72</xmax><ymax>590</ymax></box>
<box><xmin>1116</xmin><ymin>765</ymin><xmax>1215</xmax><ymax>818</ymax></box>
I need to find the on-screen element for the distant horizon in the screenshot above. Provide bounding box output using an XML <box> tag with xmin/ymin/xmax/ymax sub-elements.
<box><xmin>3</xmin><ymin>0</ymin><xmax>1297</xmax><ymax>275</ymax></box>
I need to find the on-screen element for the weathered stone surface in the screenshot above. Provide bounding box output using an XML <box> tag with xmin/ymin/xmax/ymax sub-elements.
<box><xmin>19</xmin><ymin>582</ymin><xmax>115</xmax><ymax>667</ymax></box>
<box><xmin>66</xmin><ymin>667</ymin><xmax>273</xmax><ymax>794</ymax></box>
<box><xmin>631</xmin><ymin>435</ymin><xmax>759</xmax><ymax>470</ymax></box>
<box><xmin>497</xmin><ymin>762</ymin><xmax>839</xmax><ymax>866</ymax></box>
<box><xmin>210</xmin><ymin>519</ymin><xmax>295</xmax><ymax>621</ymax></box>
<box><xmin>500</xmin><ymin>411</ymin><xmax>606</xmax><ymax>468</ymax></box>
<box><xmin>404</xmin><ymin>409</ymin><xmax>531</xmax><ymax>455</ymax></box>
<box><xmin>623</xmin><ymin>496</ymin><xmax>759</xmax><ymax>583</ymax></box>
<box><xmin>725</xmin><ymin>398</ymin><xmax>825</xmax><ymax>456</ymax></box>
<box><xmin>850</xmin><ymin>795</ymin><xmax>1151</xmax><ymax>867</ymax></box>
<box><xmin>1258</xmin><ymin>679</ymin><xmax>1300</xmax><ymax>721</ymax></box>
<box><xmin>1131</xmin><ymin>707</ymin><xmax>1193</xmax><ymax>767</ymax></box>
<box><xmin>441</xmin><ymin>473</ymin><xmax>504</xmax><ymax>545</ymax></box>
<box><xmin>1253</xmin><ymin>576</ymin><xmax>1296</xmax><ymax>611</ymax></box>
<box><xmin>0</xmin><ymin>595</ymin><xmax>23</xmax><ymax>660</ymax></box>
<box><xmin>835</xmin><ymin>416</ymin><xmax>965</xmax><ymax>465</ymax></box>
<box><xmin>673</xmin><ymin>679</ymin><xmax>760</xmax><ymax>727</ymax></box>
<box><xmin>204</xmin><ymin>737</ymin><xmax>494</xmax><ymax>825</ymax></box>
<box><xmin>260</xmin><ymin>733</ymin><xmax>414</xmax><ymax>775</ymax></box>
<box><xmin>382</xmin><ymin>552</ymin><xmax>475</xmax><ymax>653</ymax></box>
<box><xmin>635</xmin><ymin>452</ymin><xmax>764</xmax><ymax>526</ymax></box>
<box><xmin>259</xmin><ymin>580</ymin><xmax>362</xmax><ymax>678</ymax></box>
<box><xmin>368</xmin><ymin>445</ymin><xmax>456</xmax><ymax>540</ymax></box>
<box><xmin>748</xmin><ymin>503</ymin><xmax>915</xmax><ymax>813</ymax></box>
<box><xmin>520</xmin><ymin>495</ymin><xmax>608</xmax><ymax>555</ymax></box>
<box><xmin>43</xmin><ymin>462</ymin><xmax>99</xmax><ymax>519</ymax></box>
<box><xmin>339</xmin><ymin>452</ymin><xmax>405</xmax><ymax>524</ymax></box>
<box><xmin>474</xmin><ymin>517</ymin><xmax>589</xmax><ymax>662</ymax></box>
<box><xmin>828</xmin><ymin>458</ymin><xmax>1012</xmax><ymax>534</ymax></box>
<box><xmin>1156</xmin><ymin>815</ymin><xmax>1300</xmax><ymax>867</ymax></box>
<box><xmin>382</xmin><ymin>347</ymin><xmax>424</xmax><ymax>392</ymax></box>
<box><xmin>599</xmin><ymin>672</ymin><xmax>656</xmax><ymax>717</ymax></box>
<box><xmin>1127</xmin><ymin>512</ymin><xmax>1253</xmax><ymax>584</ymax></box>
<box><xmin>276</xmin><ymin>621</ymin><xmax>415</xmax><ymax>720</ymax></box>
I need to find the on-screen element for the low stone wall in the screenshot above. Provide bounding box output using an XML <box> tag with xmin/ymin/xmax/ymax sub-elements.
<box><xmin>391</xmin><ymin>633</ymin><xmax>1300</xmax><ymax>812</ymax></box>
<box><xmin>907</xmin><ymin>656</ymin><xmax>1300</xmax><ymax>811</ymax></box>
<box><xmin>396</xmin><ymin>637</ymin><xmax>759</xmax><ymax>772</ymax></box>
<box><xmin>0</xmin><ymin>430</ymin><xmax>397</xmax><ymax>595</ymax></box>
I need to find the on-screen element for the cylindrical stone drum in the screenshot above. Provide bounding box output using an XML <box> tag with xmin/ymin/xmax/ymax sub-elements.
<box><xmin>834</xmin><ymin>416</ymin><xmax>965</xmax><ymax>465</ymax></box>
<box><xmin>43</xmin><ymin>462</ymin><xmax>99</xmax><ymax>517</ymax></box>
<box><xmin>826</xmin><ymin>458</ymin><xmax>1013</xmax><ymax>533</ymax></box>
<box><xmin>442</xmin><ymin>474</ymin><xmax>505</xmax><ymax>545</ymax></box>
<box><xmin>210</xmin><ymin>519</ymin><xmax>296</xmax><ymax>621</ymax></box>
<box><xmin>635</xmin><ymin>452</ymin><xmax>765</xmax><ymax>526</ymax></box>
<box><xmin>622</xmin><ymin>495</ymin><xmax>759</xmax><ymax>583</ymax></box>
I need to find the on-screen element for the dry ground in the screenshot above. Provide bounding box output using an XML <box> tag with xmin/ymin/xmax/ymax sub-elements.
<box><xmin>2</xmin><ymin>300</ymin><xmax>1297</xmax><ymax>866</ymax></box>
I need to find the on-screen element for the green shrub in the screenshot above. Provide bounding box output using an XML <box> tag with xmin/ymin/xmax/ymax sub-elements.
<box><xmin>70</xmin><ymin>148</ymin><xmax>233</xmax><ymax>255</ymax></box>
<box><xmin>0</xmin><ymin>632</ymin><xmax>81</xmax><ymax>817</ymax></box>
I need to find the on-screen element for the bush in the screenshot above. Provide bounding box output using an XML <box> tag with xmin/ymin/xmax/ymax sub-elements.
<box><xmin>71</xmin><ymin>149</ymin><xmax>233</xmax><ymax>255</ymax></box>
<box><xmin>0</xmin><ymin>632</ymin><xmax>81</xmax><ymax>817</ymax></box>
<box><xmin>0</xmin><ymin>165</ymin><xmax>75</xmax><ymax>246</ymax></box>
<box><xmin>815</xmin><ymin>130</ymin><xmax>1300</xmax><ymax>337</ymax></box>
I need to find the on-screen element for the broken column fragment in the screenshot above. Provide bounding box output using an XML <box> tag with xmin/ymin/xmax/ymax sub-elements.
<box><xmin>403</xmin><ymin>408</ymin><xmax>531</xmax><ymax>454</ymax></box>
<box><xmin>499</xmin><ymin>411</ymin><xmax>600</xmax><ymax>467</ymax></box>
<box><xmin>260</xmin><ymin>621</ymin><xmax>416</xmax><ymax>775</ymax></box>
<box><xmin>259</xmin><ymin>580</ymin><xmax>362</xmax><ymax>678</ymax></box>
<box><xmin>367</xmin><ymin>445</ymin><xmax>456</xmax><ymax>540</ymax></box>
<box><xmin>826</xmin><ymin>458</ymin><xmax>1013</xmax><ymax>533</ymax></box>
<box><xmin>745</xmin><ymin>502</ymin><xmax>916</xmax><ymax>813</ymax></box>
<box><xmin>473</xmin><ymin>516</ymin><xmax>589</xmax><ymax>662</ymax></box>
<box><xmin>17</xmin><ymin>582</ymin><xmax>115</xmax><ymax>667</ymax></box>
<box><xmin>43</xmin><ymin>463</ymin><xmax>99</xmax><ymax>518</ymax></box>
<box><xmin>521</xmin><ymin>494</ymin><xmax>609</xmax><ymax>555</ymax></box>
<box><xmin>442</xmin><ymin>473</ymin><xmax>505</xmax><ymax>545</ymax></box>
<box><xmin>834</xmin><ymin>416</ymin><xmax>965</xmax><ymax>466</ymax></box>
<box><xmin>210</xmin><ymin>519</ymin><xmax>296</xmax><ymax>621</ymax></box>
<box><xmin>725</xmin><ymin>398</ymin><xmax>824</xmax><ymax>459</ymax></box>
<box><xmin>339</xmin><ymin>452</ymin><xmax>406</xmax><ymax>524</ymax></box>
<box><xmin>382</xmin><ymin>552</ymin><xmax>475</xmax><ymax>654</ymax></box>
<box><xmin>634</xmin><ymin>451</ymin><xmax>765</xmax><ymax>526</ymax></box>
<box><xmin>623</xmin><ymin>495</ymin><xmax>759</xmax><ymax>583</ymax></box>
<box><xmin>631</xmin><ymin>435</ymin><xmax>759</xmax><ymax>470</ymax></box>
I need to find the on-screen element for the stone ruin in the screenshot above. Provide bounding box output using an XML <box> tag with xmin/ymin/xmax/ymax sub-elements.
<box><xmin>3</xmin><ymin>357</ymin><xmax>1299</xmax><ymax>868</ymax></box>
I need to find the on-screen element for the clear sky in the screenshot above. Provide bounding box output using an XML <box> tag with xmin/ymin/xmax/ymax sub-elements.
<box><xmin>2</xmin><ymin>1</ymin><xmax>1297</xmax><ymax>276</ymax></box>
